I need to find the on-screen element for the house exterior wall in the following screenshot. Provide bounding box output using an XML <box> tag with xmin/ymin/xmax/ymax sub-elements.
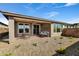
<box><xmin>9</xmin><ymin>16</ymin><xmax>71</xmax><ymax>39</ymax></box>
<box><xmin>0</xmin><ymin>24</ymin><xmax>8</xmax><ymax>33</ymax></box>
<box><xmin>8</xmin><ymin>16</ymin><xmax>71</xmax><ymax>39</ymax></box>
<box><xmin>15</xmin><ymin>21</ymin><xmax>51</xmax><ymax>37</ymax></box>
<box><xmin>76</xmin><ymin>24</ymin><xmax>79</xmax><ymax>28</ymax></box>
<box><xmin>0</xmin><ymin>25</ymin><xmax>8</xmax><ymax>28</ymax></box>
<box><xmin>51</xmin><ymin>23</ymin><xmax>66</xmax><ymax>36</ymax></box>
<box><xmin>12</xmin><ymin>17</ymin><xmax>51</xmax><ymax>37</ymax></box>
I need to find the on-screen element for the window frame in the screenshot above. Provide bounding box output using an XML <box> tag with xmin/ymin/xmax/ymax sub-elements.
<box><xmin>32</xmin><ymin>24</ymin><xmax>41</xmax><ymax>35</ymax></box>
<box><xmin>17</xmin><ymin>23</ymin><xmax>30</xmax><ymax>34</ymax></box>
<box><xmin>18</xmin><ymin>23</ymin><xmax>24</xmax><ymax>34</ymax></box>
<box><xmin>54</xmin><ymin>24</ymin><xmax>63</xmax><ymax>33</ymax></box>
<box><xmin>24</xmin><ymin>24</ymin><xmax>30</xmax><ymax>33</ymax></box>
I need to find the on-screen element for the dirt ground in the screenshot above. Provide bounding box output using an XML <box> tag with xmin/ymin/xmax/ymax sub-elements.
<box><xmin>0</xmin><ymin>36</ymin><xmax>79</xmax><ymax>56</ymax></box>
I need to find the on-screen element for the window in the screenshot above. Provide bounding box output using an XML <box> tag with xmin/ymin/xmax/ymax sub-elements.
<box><xmin>54</xmin><ymin>24</ymin><xmax>63</xmax><ymax>32</ymax></box>
<box><xmin>25</xmin><ymin>24</ymin><xmax>30</xmax><ymax>33</ymax></box>
<box><xmin>18</xmin><ymin>23</ymin><xmax>30</xmax><ymax>34</ymax></box>
<box><xmin>18</xmin><ymin>24</ymin><xmax>24</xmax><ymax>33</ymax></box>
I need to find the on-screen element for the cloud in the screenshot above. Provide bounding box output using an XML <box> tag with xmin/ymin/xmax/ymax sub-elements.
<box><xmin>64</xmin><ymin>3</ymin><xmax>78</xmax><ymax>7</ymax></box>
<box><xmin>24</xmin><ymin>3</ymin><xmax>78</xmax><ymax>11</ymax></box>
<box><xmin>24</xmin><ymin>3</ymin><xmax>46</xmax><ymax>11</ymax></box>
<box><xmin>69</xmin><ymin>18</ymin><xmax>79</xmax><ymax>24</ymax></box>
<box><xmin>65</xmin><ymin>17</ymin><xmax>79</xmax><ymax>24</ymax></box>
<box><xmin>54</xmin><ymin>3</ymin><xmax>78</xmax><ymax>9</ymax></box>
<box><xmin>45</xmin><ymin>11</ymin><xmax>59</xmax><ymax>19</ymax></box>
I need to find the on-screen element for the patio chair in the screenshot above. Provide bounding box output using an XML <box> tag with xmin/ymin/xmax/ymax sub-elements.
<box><xmin>39</xmin><ymin>31</ymin><xmax>49</xmax><ymax>37</ymax></box>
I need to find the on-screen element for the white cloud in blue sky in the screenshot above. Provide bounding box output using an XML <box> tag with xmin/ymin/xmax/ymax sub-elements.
<box><xmin>53</xmin><ymin>3</ymin><xmax>78</xmax><ymax>8</ymax></box>
<box><xmin>65</xmin><ymin>17</ymin><xmax>79</xmax><ymax>24</ymax></box>
<box><xmin>44</xmin><ymin>11</ymin><xmax>59</xmax><ymax>19</ymax></box>
<box><xmin>65</xmin><ymin>3</ymin><xmax>78</xmax><ymax>7</ymax></box>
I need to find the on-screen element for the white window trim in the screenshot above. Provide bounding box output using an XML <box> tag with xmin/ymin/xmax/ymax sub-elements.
<box><xmin>54</xmin><ymin>24</ymin><xmax>63</xmax><ymax>33</ymax></box>
<box><xmin>17</xmin><ymin>23</ymin><xmax>23</xmax><ymax>34</ymax></box>
<box><xmin>17</xmin><ymin>23</ymin><xmax>30</xmax><ymax>34</ymax></box>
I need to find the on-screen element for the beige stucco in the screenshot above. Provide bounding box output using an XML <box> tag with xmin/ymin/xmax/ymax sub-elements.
<box><xmin>0</xmin><ymin>25</ymin><xmax>8</xmax><ymax>33</ymax></box>
<box><xmin>9</xmin><ymin>17</ymin><xmax>15</xmax><ymax>40</ymax></box>
<box><xmin>0</xmin><ymin>25</ymin><xmax>8</xmax><ymax>28</ymax></box>
<box><xmin>51</xmin><ymin>24</ymin><xmax>54</xmax><ymax>37</ymax></box>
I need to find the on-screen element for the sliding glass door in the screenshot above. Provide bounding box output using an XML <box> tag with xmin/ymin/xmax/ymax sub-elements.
<box><xmin>33</xmin><ymin>24</ymin><xmax>40</xmax><ymax>35</ymax></box>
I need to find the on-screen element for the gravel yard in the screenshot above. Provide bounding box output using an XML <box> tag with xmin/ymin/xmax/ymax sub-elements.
<box><xmin>0</xmin><ymin>36</ymin><xmax>79</xmax><ymax>56</ymax></box>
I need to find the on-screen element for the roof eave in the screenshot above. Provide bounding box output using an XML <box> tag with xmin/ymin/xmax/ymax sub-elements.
<box><xmin>0</xmin><ymin>10</ymin><xmax>70</xmax><ymax>25</ymax></box>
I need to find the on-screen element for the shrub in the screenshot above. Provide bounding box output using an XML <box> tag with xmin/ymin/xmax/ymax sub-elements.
<box><xmin>53</xmin><ymin>37</ymin><xmax>57</xmax><ymax>40</ymax></box>
<box><xmin>60</xmin><ymin>36</ymin><xmax>63</xmax><ymax>39</ymax></box>
<box><xmin>32</xmin><ymin>43</ymin><xmax>37</xmax><ymax>46</ymax></box>
<box><xmin>69</xmin><ymin>40</ymin><xmax>73</xmax><ymax>42</ymax></box>
<box><xmin>45</xmin><ymin>41</ymin><xmax>48</xmax><ymax>43</ymax></box>
<box><xmin>58</xmin><ymin>42</ymin><xmax>62</xmax><ymax>44</ymax></box>
<box><xmin>15</xmin><ymin>44</ymin><xmax>21</xmax><ymax>49</ymax></box>
<box><xmin>69</xmin><ymin>37</ymin><xmax>73</xmax><ymax>39</ymax></box>
<box><xmin>61</xmin><ymin>28</ymin><xmax>79</xmax><ymax>38</ymax></box>
<box><xmin>69</xmin><ymin>37</ymin><xmax>74</xmax><ymax>42</ymax></box>
<box><xmin>56</xmin><ymin>48</ymin><xmax>66</xmax><ymax>54</ymax></box>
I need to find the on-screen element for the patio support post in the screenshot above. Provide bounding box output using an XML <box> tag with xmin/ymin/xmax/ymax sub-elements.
<box><xmin>51</xmin><ymin>24</ymin><xmax>54</xmax><ymax>37</ymax></box>
<box><xmin>9</xmin><ymin>17</ymin><xmax>15</xmax><ymax>42</ymax></box>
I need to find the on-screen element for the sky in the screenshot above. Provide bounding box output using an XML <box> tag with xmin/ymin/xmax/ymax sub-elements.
<box><xmin>0</xmin><ymin>3</ymin><xmax>79</xmax><ymax>24</ymax></box>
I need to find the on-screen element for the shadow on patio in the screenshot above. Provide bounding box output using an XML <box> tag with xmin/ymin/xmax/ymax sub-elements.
<box><xmin>0</xmin><ymin>32</ymin><xmax>9</xmax><ymax>44</ymax></box>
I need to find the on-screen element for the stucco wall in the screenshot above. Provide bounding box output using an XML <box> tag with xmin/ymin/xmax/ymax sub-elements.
<box><xmin>0</xmin><ymin>25</ymin><xmax>8</xmax><ymax>33</ymax></box>
<box><xmin>51</xmin><ymin>23</ymin><xmax>62</xmax><ymax>37</ymax></box>
<box><xmin>15</xmin><ymin>22</ymin><xmax>51</xmax><ymax>37</ymax></box>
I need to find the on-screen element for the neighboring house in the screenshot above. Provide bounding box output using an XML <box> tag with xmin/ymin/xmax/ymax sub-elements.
<box><xmin>71</xmin><ymin>23</ymin><xmax>79</xmax><ymax>28</ymax></box>
<box><xmin>0</xmin><ymin>22</ymin><xmax>8</xmax><ymax>33</ymax></box>
<box><xmin>0</xmin><ymin>10</ymin><xmax>72</xmax><ymax>40</ymax></box>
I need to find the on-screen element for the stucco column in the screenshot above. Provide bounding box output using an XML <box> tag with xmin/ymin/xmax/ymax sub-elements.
<box><xmin>9</xmin><ymin>17</ymin><xmax>15</xmax><ymax>41</ymax></box>
<box><xmin>51</xmin><ymin>24</ymin><xmax>54</xmax><ymax>37</ymax></box>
